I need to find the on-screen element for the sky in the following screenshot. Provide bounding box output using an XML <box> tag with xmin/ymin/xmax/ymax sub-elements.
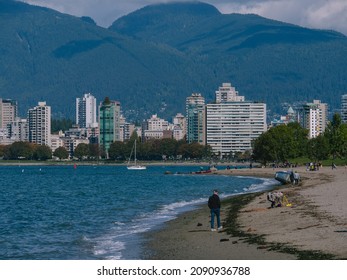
<box><xmin>20</xmin><ymin>0</ymin><xmax>347</xmax><ymax>35</ymax></box>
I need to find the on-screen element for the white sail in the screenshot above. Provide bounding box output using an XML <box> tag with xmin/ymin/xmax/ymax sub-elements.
<box><xmin>127</xmin><ymin>140</ymin><xmax>146</xmax><ymax>170</ymax></box>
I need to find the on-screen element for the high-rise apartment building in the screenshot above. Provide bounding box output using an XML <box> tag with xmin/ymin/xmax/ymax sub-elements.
<box><xmin>206</xmin><ymin>102</ymin><xmax>267</xmax><ymax>157</ymax></box>
<box><xmin>98</xmin><ymin>97</ymin><xmax>121</xmax><ymax>157</ymax></box>
<box><xmin>206</xmin><ymin>83</ymin><xmax>266</xmax><ymax>157</ymax></box>
<box><xmin>0</xmin><ymin>98</ymin><xmax>18</xmax><ymax>129</ymax></box>
<box><xmin>76</xmin><ymin>93</ymin><xmax>97</xmax><ymax>128</ymax></box>
<box><xmin>301</xmin><ymin>100</ymin><xmax>328</xmax><ymax>138</ymax></box>
<box><xmin>27</xmin><ymin>101</ymin><xmax>51</xmax><ymax>146</ymax></box>
<box><xmin>341</xmin><ymin>94</ymin><xmax>347</xmax><ymax>124</ymax></box>
<box><xmin>186</xmin><ymin>93</ymin><xmax>205</xmax><ymax>144</ymax></box>
<box><xmin>215</xmin><ymin>83</ymin><xmax>245</xmax><ymax>103</ymax></box>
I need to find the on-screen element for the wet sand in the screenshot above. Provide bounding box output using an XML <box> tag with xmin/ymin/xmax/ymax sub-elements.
<box><xmin>144</xmin><ymin>166</ymin><xmax>347</xmax><ymax>259</ymax></box>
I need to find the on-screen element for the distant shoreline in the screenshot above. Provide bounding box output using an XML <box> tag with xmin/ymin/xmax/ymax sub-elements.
<box><xmin>0</xmin><ymin>160</ymin><xmax>253</xmax><ymax>167</ymax></box>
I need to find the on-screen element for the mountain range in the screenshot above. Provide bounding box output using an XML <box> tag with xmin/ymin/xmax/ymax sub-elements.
<box><xmin>1</xmin><ymin>0</ymin><xmax>347</xmax><ymax>121</ymax></box>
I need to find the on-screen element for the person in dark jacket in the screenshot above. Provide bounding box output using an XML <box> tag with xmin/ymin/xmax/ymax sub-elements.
<box><xmin>208</xmin><ymin>189</ymin><xmax>222</xmax><ymax>231</ymax></box>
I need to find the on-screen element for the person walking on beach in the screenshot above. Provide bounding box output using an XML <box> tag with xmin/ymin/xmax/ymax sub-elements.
<box><xmin>293</xmin><ymin>171</ymin><xmax>300</xmax><ymax>185</ymax></box>
<box><xmin>208</xmin><ymin>189</ymin><xmax>222</xmax><ymax>231</ymax></box>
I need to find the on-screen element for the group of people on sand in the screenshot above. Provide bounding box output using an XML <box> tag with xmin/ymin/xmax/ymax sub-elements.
<box><xmin>306</xmin><ymin>162</ymin><xmax>322</xmax><ymax>171</ymax></box>
<box><xmin>207</xmin><ymin>167</ymin><xmax>302</xmax><ymax>229</ymax></box>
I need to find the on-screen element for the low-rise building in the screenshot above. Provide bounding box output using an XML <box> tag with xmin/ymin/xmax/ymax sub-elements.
<box><xmin>142</xmin><ymin>114</ymin><xmax>169</xmax><ymax>142</ymax></box>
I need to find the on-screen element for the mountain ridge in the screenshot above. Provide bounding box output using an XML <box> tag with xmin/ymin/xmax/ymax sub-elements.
<box><xmin>111</xmin><ymin>2</ymin><xmax>347</xmax><ymax>116</ymax></box>
<box><xmin>1</xmin><ymin>0</ymin><xmax>214</xmax><ymax>120</ymax></box>
<box><xmin>1</xmin><ymin>0</ymin><xmax>347</xmax><ymax>121</ymax></box>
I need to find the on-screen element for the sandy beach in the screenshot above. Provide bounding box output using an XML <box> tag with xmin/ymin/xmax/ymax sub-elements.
<box><xmin>144</xmin><ymin>166</ymin><xmax>347</xmax><ymax>259</ymax></box>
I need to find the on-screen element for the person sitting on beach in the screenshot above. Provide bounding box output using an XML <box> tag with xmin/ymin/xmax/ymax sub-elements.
<box><xmin>267</xmin><ymin>191</ymin><xmax>283</xmax><ymax>208</ymax></box>
<box><xmin>208</xmin><ymin>189</ymin><xmax>222</xmax><ymax>231</ymax></box>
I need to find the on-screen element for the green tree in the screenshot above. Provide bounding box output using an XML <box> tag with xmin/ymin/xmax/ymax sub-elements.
<box><xmin>88</xmin><ymin>143</ymin><xmax>102</xmax><ymax>160</ymax></box>
<box><xmin>156</xmin><ymin>138</ymin><xmax>178</xmax><ymax>159</ymax></box>
<box><xmin>53</xmin><ymin>146</ymin><xmax>69</xmax><ymax>160</ymax></box>
<box><xmin>177</xmin><ymin>143</ymin><xmax>190</xmax><ymax>159</ymax></box>
<box><xmin>74</xmin><ymin>143</ymin><xmax>89</xmax><ymax>160</ymax></box>
<box><xmin>0</xmin><ymin>145</ymin><xmax>6</xmax><ymax>158</ymax></box>
<box><xmin>33</xmin><ymin>145</ymin><xmax>52</xmax><ymax>161</ymax></box>
<box><xmin>189</xmin><ymin>142</ymin><xmax>205</xmax><ymax>159</ymax></box>
<box><xmin>202</xmin><ymin>145</ymin><xmax>213</xmax><ymax>159</ymax></box>
<box><xmin>109</xmin><ymin>141</ymin><xmax>128</xmax><ymax>160</ymax></box>
<box><xmin>324</xmin><ymin>113</ymin><xmax>347</xmax><ymax>160</ymax></box>
<box><xmin>177</xmin><ymin>142</ymin><xmax>205</xmax><ymax>159</ymax></box>
<box><xmin>138</xmin><ymin>141</ymin><xmax>154</xmax><ymax>160</ymax></box>
<box><xmin>252</xmin><ymin>131</ymin><xmax>276</xmax><ymax>165</ymax></box>
<box><xmin>341</xmin><ymin>124</ymin><xmax>347</xmax><ymax>160</ymax></box>
<box><xmin>5</xmin><ymin>141</ymin><xmax>34</xmax><ymax>160</ymax></box>
<box><xmin>307</xmin><ymin>135</ymin><xmax>329</xmax><ymax>161</ymax></box>
<box><xmin>252</xmin><ymin>123</ymin><xmax>308</xmax><ymax>165</ymax></box>
<box><xmin>138</xmin><ymin>140</ymin><xmax>161</xmax><ymax>160</ymax></box>
<box><xmin>288</xmin><ymin>122</ymin><xmax>309</xmax><ymax>158</ymax></box>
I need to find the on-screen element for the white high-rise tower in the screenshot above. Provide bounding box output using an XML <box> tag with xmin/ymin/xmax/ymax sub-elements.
<box><xmin>301</xmin><ymin>100</ymin><xmax>328</xmax><ymax>138</ymax></box>
<box><xmin>28</xmin><ymin>101</ymin><xmax>51</xmax><ymax>146</ymax></box>
<box><xmin>206</xmin><ymin>83</ymin><xmax>266</xmax><ymax>158</ymax></box>
<box><xmin>76</xmin><ymin>93</ymin><xmax>97</xmax><ymax>128</ymax></box>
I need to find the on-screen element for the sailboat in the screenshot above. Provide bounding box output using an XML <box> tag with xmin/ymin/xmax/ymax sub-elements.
<box><xmin>127</xmin><ymin>140</ymin><xmax>146</xmax><ymax>170</ymax></box>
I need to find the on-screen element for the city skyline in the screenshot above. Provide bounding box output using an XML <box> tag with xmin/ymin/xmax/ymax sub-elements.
<box><xmin>0</xmin><ymin>84</ymin><xmax>341</xmax><ymax>129</ymax></box>
<box><xmin>0</xmin><ymin>81</ymin><xmax>343</xmax><ymax>156</ymax></box>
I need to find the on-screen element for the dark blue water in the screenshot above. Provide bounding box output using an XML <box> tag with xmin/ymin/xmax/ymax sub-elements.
<box><xmin>0</xmin><ymin>165</ymin><xmax>277</xmax><ymax>260</ymax></box>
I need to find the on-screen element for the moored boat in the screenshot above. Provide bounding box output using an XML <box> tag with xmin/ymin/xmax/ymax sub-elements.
<box><xmin>127</xmin><ymin>140</ymin><xmax>146</xmax><ymax>170</ymax></box>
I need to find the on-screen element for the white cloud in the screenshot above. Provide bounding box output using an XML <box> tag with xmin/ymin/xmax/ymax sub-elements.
<box><xmin>20</xmin><ymin>0</ymin><xmax>347</xmax><ymax>34</ymax></box>
<box><xmin>215</xmin><ymin>0</ymin><xmax>347</xmax><ymax>34</ymax></box>
<box><xmin>306</xmin><ymin>0</ymin><xmax>347</xmax><ymax>32</ymax></box>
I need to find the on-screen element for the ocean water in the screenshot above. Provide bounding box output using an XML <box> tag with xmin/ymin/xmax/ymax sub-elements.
<box><xmin>0</xmin><ymin>165</ymin><xmax>278</xmax><ymax>260</ymax></box>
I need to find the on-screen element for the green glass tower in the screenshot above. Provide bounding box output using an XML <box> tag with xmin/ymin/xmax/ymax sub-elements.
<box><xmin>186</xmin><ymin>93</ymin><xmax>205</xmax><ymax>144</ymax></box>
<box><xmin>98</xmin><ymin>97</ymin><xmax>121</xmax><ymax>157</ymax></box>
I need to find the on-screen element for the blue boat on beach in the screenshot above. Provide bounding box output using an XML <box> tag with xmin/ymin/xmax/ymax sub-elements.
<box><xmin>275</xmin><ymin>171</ymin><xmax>292</xmax><ymax>184</ymax></box>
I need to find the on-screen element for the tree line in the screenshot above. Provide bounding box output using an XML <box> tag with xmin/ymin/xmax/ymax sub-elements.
<box><xmin>0</xmin><ymin>133</ymin><xmax>213</xmax><ymax>162</ymax></box>
<box><xmin>252</xmin><ymin>113</ymin><xmax>347</xmax><ymax>165</ymax></box>
<box><xmin>2</xmin><ymin>114</ymin><xmax>346</xmax><ymax>163</ymax></box>
<box><xmin>108</xmin><ymin>137</ymin><xmax>212</xmax><ymax>161</ymax></box>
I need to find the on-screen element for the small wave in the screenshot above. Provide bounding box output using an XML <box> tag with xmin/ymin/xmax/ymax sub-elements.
<box><xmin>93</xmin><ymin>239</ymin><xmax>125</xmax><ymax>260</ymax></box>
<box><xmin>245</xmin><ymin>178</ymin><xmax>277</xmax><ymax>192</ymax></box>
<box><xmin>158</xmin><ymin>198</ymin><xmax>205</xmax><ymax>213</ymax></box>
<box><xmin>90</xmin><ymin>177</ymin><xmax>277</xmax><ymax>260</ymax></box>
